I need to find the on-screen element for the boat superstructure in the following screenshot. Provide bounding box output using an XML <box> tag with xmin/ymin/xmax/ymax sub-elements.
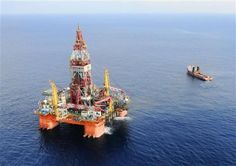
<box><xmin>187</xmin><ymin>65</ymin><xmax>213</xmax><ymax>81</ymax></box>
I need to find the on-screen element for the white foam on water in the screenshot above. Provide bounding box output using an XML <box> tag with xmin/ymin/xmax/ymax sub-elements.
<box><xmin>114</xmin><ymin>116</ymin><xmax>132</xmax><ymax>121</ymax></box>
<box><xmin>104</xmin><ymin>126</ymin><xmax>113</xmax><ymax>135</ymax></box>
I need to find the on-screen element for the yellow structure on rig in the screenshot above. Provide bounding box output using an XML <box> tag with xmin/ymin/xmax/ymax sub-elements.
<box><xmin>104</xmin><ymin>69</ymin><xmax>113</xmax><ymax>113</ymax></box>
<box><xmin>49</xmin><ymin>80</ymin><xmax>59</xmax><ymax>120</ymax></box>
<box><xmin>104</xmin><ymin>69</ymin><xmax>110</xmax><ymax>97</ymax></box>
<box><xmin>108</xmin><ymin>99</ymin><xmax>113</xmax><ymax>113</ymax></box>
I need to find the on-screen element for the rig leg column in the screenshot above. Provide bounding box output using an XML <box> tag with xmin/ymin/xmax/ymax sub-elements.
<box><xmin>83</xmin><ymin>119</ymin><xmax>105</xmax><ymax>138</ymax></box>
<box><xmin>39</xmin><ymin>114</ymin><xmax>59</xmax><ymax>130</ymax></box>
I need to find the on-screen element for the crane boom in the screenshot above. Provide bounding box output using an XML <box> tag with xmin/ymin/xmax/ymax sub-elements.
<box><xmin>104</xmin><ymin>69</ymin><xmax>113</xmax><ymax>112</ymax></box>
<box><xmin>49</xmin><ymin>80</ymin><xmax>59</xmax><ymax>120</ymax></box>
<box><xmin>109</xmin><ymin>99</ymin><xmax>113</xmax><ymax>113</ymax></box>
<box><xmin>104</xmin><ymin>69</ymin><xmax>110</xmax><ymax>97</ymax></box>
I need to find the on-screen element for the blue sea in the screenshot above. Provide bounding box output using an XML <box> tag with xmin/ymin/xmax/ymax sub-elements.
<box><xmin>0</xmin><ymin>14</ymin><xmax>236</xmax><ymax>165</ymax></box>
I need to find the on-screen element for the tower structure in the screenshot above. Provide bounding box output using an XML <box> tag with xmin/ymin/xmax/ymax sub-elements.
<box><xmin>36</xmin><ymin>26</ymin><xmax>129</xmax><ymax>138</ymax></box>
<box><xmin>69</xmin><ymin>26</ymin><xmax>93</xmax><ymax>107</ymax></box>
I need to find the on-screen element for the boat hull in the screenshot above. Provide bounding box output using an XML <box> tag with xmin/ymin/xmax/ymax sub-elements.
<box><xmin>187</xmin><ymin>71</ymin><xmax>213</xmax><ymax>81</ymax></box>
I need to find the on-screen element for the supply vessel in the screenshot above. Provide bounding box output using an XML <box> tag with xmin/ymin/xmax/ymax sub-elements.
<box><xmin>35</xmin><ymin>26</ymin><xmax>129</xmax><ymax>138</ymax></box>
<box><xmin>187</xmin><ymin>65</ymin><xmax>213</xmax><ymax>81</ymax></box>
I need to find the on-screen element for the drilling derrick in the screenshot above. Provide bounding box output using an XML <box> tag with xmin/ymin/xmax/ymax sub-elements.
<box><xmin>70</xmin><ymin>73</ymin><xmax>81</xmax><ymax>105</ymax></box>
<box><xmin>69</xmin><ymin>26</ymin><xmax>92</xmax><ymax>108</ymax></box>
<box><xmin>35</xmin><ymin>26</ymin><xmax>130</xmax><ymax>138</ymax></box>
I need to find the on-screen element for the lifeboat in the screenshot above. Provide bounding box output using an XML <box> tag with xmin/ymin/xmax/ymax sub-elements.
<box><xmin>187</xmin><ymin>65</ymin><xmax>213</xmax><ymax>81</ymax></box>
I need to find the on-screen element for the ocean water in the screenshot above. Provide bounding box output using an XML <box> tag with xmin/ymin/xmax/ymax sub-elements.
<box><xmin>0</xmin><ymin>14</ymin><xmax>236</xmax><ymax>165</ymax></box>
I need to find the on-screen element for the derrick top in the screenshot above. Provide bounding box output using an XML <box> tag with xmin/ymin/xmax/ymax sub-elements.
<box><xmin>73</xmin><ymin>26</ymin><xmax>87</xmax><ymax>51</ymax></box>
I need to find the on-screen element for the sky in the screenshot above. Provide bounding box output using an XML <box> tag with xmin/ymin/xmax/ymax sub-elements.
<box><xmin>0</xmin><ymin>0</ymin><xmax>235</xmax><ymax>15</ymax></box>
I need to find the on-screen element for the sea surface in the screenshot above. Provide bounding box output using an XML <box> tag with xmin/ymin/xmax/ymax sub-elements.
<box><xmin>0</xmin><ymin>14</ymin><xmax>236</xmax><ymax>165</ymax></box>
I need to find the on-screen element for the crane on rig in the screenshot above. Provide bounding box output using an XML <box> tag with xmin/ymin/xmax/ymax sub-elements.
<box><xmin>103</xmin><ymin>69</ymin><xmax>113</xmax><ymax>113</ymax></box>
<box><xmin>49</xmin><ymin>80</ymin><xmax>59</xmax><ymax>120</ymax></box>
<box><xmin>104</xmin><ymin>69</ymin><xmax>110</xmax><ymax>97</ymax></box>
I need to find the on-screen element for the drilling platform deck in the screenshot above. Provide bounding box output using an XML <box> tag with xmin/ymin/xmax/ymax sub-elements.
<box><xmin>35</xmin><ymin>26</ymin><xmax>129</xmax><ymax>138</ymax></box>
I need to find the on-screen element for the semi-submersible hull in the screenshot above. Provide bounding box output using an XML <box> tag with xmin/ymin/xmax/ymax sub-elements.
<box><xmin>35</xmin><ymin>26</ymin><xmax>129</xmax><ymax>138</ymax></box>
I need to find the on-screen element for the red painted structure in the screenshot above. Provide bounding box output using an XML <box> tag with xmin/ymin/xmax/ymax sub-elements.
<box><xmin>36</xmin><ymin>26</ymin><xmax>129</xmax><ymax>138</ymax></box>
<box><xmin>69</xmin><ymin>27</ymin><xmax>93</xmax><ymax>107</ymax></box>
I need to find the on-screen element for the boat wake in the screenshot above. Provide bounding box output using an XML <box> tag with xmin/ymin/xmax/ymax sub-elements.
<box><xmin>114</xmin><ymin>116</ymin><xmax>132</xmax><ymax>121</ymax></box>
<box><xmin>104</xmin><ymin>126</ymin><xmax>113</xmax><ymax>135</ymax></box>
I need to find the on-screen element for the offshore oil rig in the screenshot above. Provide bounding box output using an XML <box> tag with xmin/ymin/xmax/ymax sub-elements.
<box><xmin>35</xmin><ymin>26</ymin><xmax>129</xmax><ymax>138</ymax></box>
